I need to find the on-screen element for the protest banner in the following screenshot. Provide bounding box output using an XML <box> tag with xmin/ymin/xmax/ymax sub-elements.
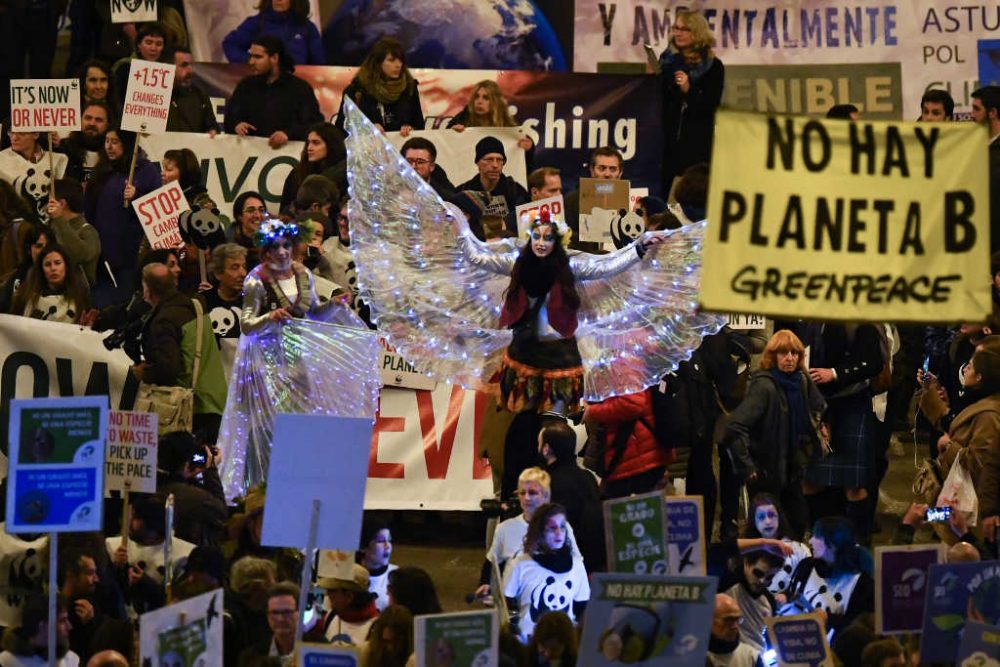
<box><xmin>515</xmin><ymin>194</ymin><xmax>565</xmax><ymax>237</ymax></box>
<box><xmin>579</xmin><ymin>573</ymin><xmax>716</xmax><ymax>666</ymax></box>
<box><xmin>132</xmin><ymin>181</ymin><xmax>189</xmax><ymax>250</ymax></box>
<box><xmin>664</xmin><ymin>495</ymin><xmax>706</xmax><ymax>576</ymax></box>
<box><xmin>189</xmin><ymin>63</ymin><xmax>662</xmax><ymax>194</ymax></box>
<box><xmin>139</xmin><ymin>588</ymin><xmax>224</xmax><ymax>666</ymax></box>
<box><xmin>578</xmin><ymin>177</ymin><xmax>631</xmax><ymax>243</ymax></box>
<box><xmin>603</xmin><ymin>491</ymin><xmax>668</xmax><ymax>575</ymax></box>
<box><xmin>379</xmin><ymin>335</ymin><xmax>437</xmax><ymax>391</ymax></box>
<box><xmin>702</xmin><ymin>111</ymin><xmax>991</xmax><ymax>323</ymax></box>
<box><xmin>922</xmin><ymin>561</ymin><xmax>1000</xmax><ymax>663</ymax></box>
<box><xmin>6</xmin><ymin>396</ymin><xmax>107</xmax><ymax>533</ymax></box>
<box><xmin>299</xmin><ymin>643</ymin><xmax>359</xmax><ymax>667</ymax></box>
<box><xmin>414</xmin><ymin>610</ymin><xmax>499</xmax><ymax>667</ymax></box>
<box><xmin>725</xmin><ymin>313</ymin><xmax>767</xmax><ymax>330</ymax></box>
<box><xmin>104</xmin><ymin>410</ymin><xmax>158</xmax><ymax>494</ymax></box>
<box><xmin>9</xmin><ymin>79</ymin><xmax>80</xmax><ymax>133</ymax></box>
<box><xmin>111</xmin><ymin>0</ymin><xmax>157</xmax><ymax>23</ymax></box>
<box><xmin>0</xmin><ymin>531</ymin><xmax>48</xmax><ymax>628</ymax></box>
<box><xmin>958</xmin><ymin>621</ymin><xmax>1000</xmax><ymax>665</ymax></box>
<box><xmin>572</xmin><ymin>0</ymin><xmax>986</xmax><ymax>118</ymax></box>
<box><xmin>0</xmin><ymin>315</ymin><xmax>492</xmax><ymax>511</ymax></box>
<box><xmin>121</xmin><ymin>60</ymin><xmax>175</xmax><ymax>135</ymax></box>
<box><xmin>875</xmin><ymin>544</ymin><xmax>945</xmax><ymax>635</ymax></box>
<box><xmin>765</xmin><ymin>612</ymin><xmax>835</xmax><ymax>667</ymax></box>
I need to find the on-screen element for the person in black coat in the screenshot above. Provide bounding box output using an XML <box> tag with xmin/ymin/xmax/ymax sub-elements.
<box><xmin>335</xmin><ymin>37</ymin><xmax>423</xmax><ymax>135</ymax></box>
<box><xmin>224</xmin><ymin>35</ymin><xmax>323</xmax><ymax>148</ymax></box>
<box><xmin>658</xmin><ymin>10</ymin><xmax>724</xmax><ymax>189</ymax></box>
<box><xmin>538</xmin><ymin>420</ymin><xmax>605</xmax><ymax>572</ymax></box>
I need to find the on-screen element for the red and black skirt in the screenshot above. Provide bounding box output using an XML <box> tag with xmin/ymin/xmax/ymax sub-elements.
<box><xmin>492</xmin><ymin>331</ymin><xmax>584</xmax><ymax>414</ymax></box>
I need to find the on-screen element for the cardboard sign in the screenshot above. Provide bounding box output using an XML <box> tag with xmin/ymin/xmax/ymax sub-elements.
<box><xmin>299</xmin><ymin>643</ymin><xmax>359</xmax><ymax>667</ymax></box>
<box><xmin>121</xmin><ymin>61</ymin><xmax>175</xmax><ymax>134</ymax></box>
<box><xmin>922</xmin><ymin>562</ymin><xmax>1000</xmax><ymax>663</ymax></box>
<box><xmin>111</xmin><ymin>0</ymin><xmax>157</xmax><ymax>24</ymax></box>
<box><xmin>726</xmin><ymin>313</ymin><xmax>768</xmax><ymax>330</ymax></box>
<box><xmin>9</xmin><ymin>79</ymin><xmax>81</xmax><ymax>132</ymax></box>
<box><xmin>104</xmin><ymin>410</ymin><xmax>158</xmax><ymax>494</ymax></box>
<box><xmin>139</xmin><ymin>589</ymin><xmax>224</xmax><ymax>667</ymax></box>
<box><xmin>765</xmin><ymin>612</ymin><xmax>835</xmax><ymax>667</ymax></box>
<box><xmin>261</xmin><ymin>414</ymin><xmax>373</xmax><ymax>550</ymax></box>
<box><xmin>132</xmin><ymin>181</ymin><xmax>189</xmax><ymax>249</ymax></box>
<box><xmin>702</xmin><ymin>111</ymin><xmax>992</xmax><ymax>323</ymax></box>
<box><xmin>578</xmin><ymin>177</ymin><xmax>630</xmax><ymax>242</ymax></box>
<box><xmin>958</xmin><ymin>621</ymin><xmax>1000</xmax><ymax>665</ymax></box>
<box><xmin>579</xmin><ymin>573</ymin><xmax>716</xmax><ymax>667</ymax></box>
<box><xmin>664</xmin><ymin>495</ymin><xmax>706</xmax><ymax>576</ymax></box>
<box><xmin>874</xmin><ymin>544</ymin><xmax>945</xmax><ymax>635</ymax></box>
<box><xmin>603</xmin><ymin>491</ymin><xmax>668</xmax><ymax>575</ymax></box>
<box><xmin>5</xmin><ymin>397</ymin><xmax>107</xmax><ymax>533</ymax></box>
<box><xmin>515</xmin><ymin>194</ymin><xmax>565</xmax><ymax>238</ymax></box>
<box><xmin>414</xmin><ymin>610</ymin><xmax>499</xmax><ymax>667</ymax></box>
<box><xmin>378</xmin><ymin>335</ymin><xmax>436</xmax><ymax>391</ymax></box>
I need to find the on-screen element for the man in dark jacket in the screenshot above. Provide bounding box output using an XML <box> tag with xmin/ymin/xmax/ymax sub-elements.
<box><xmin>166</xmin><ymin>47</ymin><xmax>219</xmax><ymax>134</ymax></box>
<box><xmin>538</xmin><ymin>420</ymin><xmax>605</xmax><ymax>571</ymax></box>
<box><xmin>156</xmin><ymin>431</ymin><xmax>228</xmax><ymax>546</ymax></box>
<box><xmin>972</xmin><ymin>85</ymin><xmax>1000</xmax><ymax>253</ymax></box>
<box><xmin>224</xmin><ymin>35</ymin><xmax>323</xmax><ymax>148</ymax></box>
<box><xmin>456</xmin><ymin>136</ymin><xmax>528</xmax><ymax>233</ymax></box>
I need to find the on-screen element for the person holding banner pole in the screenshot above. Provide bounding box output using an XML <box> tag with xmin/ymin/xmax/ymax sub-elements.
<box><xmin>0</xmin><ymin>130</ymin><xmax>68</xmax><ymax>224</ymax></box>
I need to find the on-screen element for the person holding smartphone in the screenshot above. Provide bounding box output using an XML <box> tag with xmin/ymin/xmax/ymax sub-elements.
<box><xmin>156</xmin><ymin>431</ymin><xmax>228</xmax><ymax>547</ymax></box>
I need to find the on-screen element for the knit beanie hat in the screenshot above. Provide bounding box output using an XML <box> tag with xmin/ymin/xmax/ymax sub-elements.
<box><xmin>474</xmin><ymin>136</ymin><xmax>506</xmax><ymax>163</ymax></box>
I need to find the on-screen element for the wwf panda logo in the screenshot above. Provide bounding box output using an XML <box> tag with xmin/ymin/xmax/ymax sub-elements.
<box><xmin>14</xmin><ymin>166</ymin><xmax>52</xmax><ymax>222</ymax></box>
<box><xmin>610</xmin><ymin>208</ymin><xmax>645</xmax><ymax>249</ymax></box>
<box><xmin>529</xmin><ymin>574</ymin><xmax>574</xmax><ymax>622</ymax></box>
<box><xmin>209</xmin><ymin>306</ymin><xmax>240</xmax><ymax>337</ymax></box>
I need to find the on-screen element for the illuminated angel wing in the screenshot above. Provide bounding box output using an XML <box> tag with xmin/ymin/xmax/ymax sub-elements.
<box><xmin>343</xmin><ymin>98</ymin><xmax>514</xmax><ymax>390</ymax></box>
<box><xmin>573</xmin><ymin>223</ymin><xmax>727</xmax><ymax>401</ymax></box>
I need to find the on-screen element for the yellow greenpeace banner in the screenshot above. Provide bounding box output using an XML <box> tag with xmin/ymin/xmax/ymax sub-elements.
<box><xmin>701</xmin><ymin>110</ymin><xmax>992</xmax><ymax>323</ymax></box>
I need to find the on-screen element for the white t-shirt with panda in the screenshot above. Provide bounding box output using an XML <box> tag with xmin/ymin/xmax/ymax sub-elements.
<box><xmin>502</xmin><ymin>552</ymin><xmax>590</xmax><ymax>642</ymax></box>
<box><xmin>0</xmin><ymin>148</ymin><xmax>68</xmax><ymax>223</ymax></box>
<box><xmin>768</xmin><ymin>539</ymin><xmax>811</xmax><ymax>596</ymax></box>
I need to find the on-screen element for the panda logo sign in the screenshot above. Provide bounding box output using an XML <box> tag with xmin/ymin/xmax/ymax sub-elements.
<box><xmin>610</xmin><ymin>208</ymin><xmax>645</xmax><ymax>249</ymax></box>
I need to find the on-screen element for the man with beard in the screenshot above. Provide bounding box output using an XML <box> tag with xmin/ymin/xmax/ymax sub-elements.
<box><xmin>58</xmin><ymin>550</ymin><xmax>105</xmax><ymax>664</ymax></box>
<box><xmin>0</xmin><ymin>593</ymin><xmax>79</xmax><ymax>666</ymax></box>
<box><xmin>58</xmin><ymin>101</ymin><xmax>110</xmax><ymax>185</ymax></box>
<box><xmin>166</xmin><ymin>47</ymin><xmax>219</xmax><ymax>134</ymax></box>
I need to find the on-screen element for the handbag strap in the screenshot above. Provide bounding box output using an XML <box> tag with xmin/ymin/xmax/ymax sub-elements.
<box><xmin>191</xmin><ymin>298</ymin><xmax>205</xmax><ymax>387</ymax></box>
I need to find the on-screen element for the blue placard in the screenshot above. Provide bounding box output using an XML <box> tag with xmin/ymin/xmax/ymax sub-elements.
<box><xmin>665</xmin><ymin>496</ymin><xmax>705</xmax><ymax>575</ymax></box>
<box><xmin>768</xmin><ymin>614</ymin><xmax>831</xmax><ymax>667</ymax></box>
<box><xmin>298</xmin><ymin>643</ymin><xmax>359</xmax><ymax>667</ymax></box>
<box><xmin>5</xmin><ymin>397</ymin><xmax>107</xmax><ymax>533</ymax></box>
<box><xmin>958</xmin><ymin>621</ymin><xmax>1000</xmax><ymax>664</ymax></box>
<box><xmin>922</xmin><ymin>562</ymin><xmax>1000</xmax><ymax>663</ymax></box>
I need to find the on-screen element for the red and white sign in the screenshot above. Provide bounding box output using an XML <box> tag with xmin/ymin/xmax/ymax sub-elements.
<box><xmin>132</xmin><ymin>181</ymin><xmax>188</xmax><ymax>249</ymax></box>
<box><xmin>379</xmin><ymin>335</ymin><xmax>437</xmax><ymax>391</ymax></box>
<box><xmin>121</xmin><ymin>61</ymin><xmax>175</xmax><ymax>134</ymax></box>
<box><xmin>9</xmin><ymin>79</ymin><xmax>81</xmax><ymax>133</ymax></box>
<box><xmin>105</xmin><ymin>410</ymin><xmax>158</xmax><ymax>494</ymax></box>
<box><xmin>515</xmin><ymin>194</ymin><xmax>565</xmax><ymax>237</ymax></box>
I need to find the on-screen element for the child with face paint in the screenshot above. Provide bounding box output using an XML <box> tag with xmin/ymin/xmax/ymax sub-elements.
<box><xmin>741</xmin><ymin>493</ymin><xmax>811</xmax><ymax>600</ymax></box>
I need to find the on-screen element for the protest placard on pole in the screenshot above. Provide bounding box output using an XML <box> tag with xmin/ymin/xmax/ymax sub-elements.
<box><xmin>958</xmin><ymin>621</ymin><xmax>1000</xmax><ymax>664</ymax></box>
<box><xmin>664</xmin><ymin>495</ymin><xmax>706</xmax><ymax>576</ymax></box>
<box><xmin>603</xmin><ymin>491</ymin><xmax>668</xmax><ymax>575</ymax></box>
<box><xmin>515</xmin><ymin>195</ymin><xmax>565</xmax><ymax>237</ymax></box>
<box><xmin>702</xmin><ymin>111</ymin><xmax>992</xmax><ymax>323</ymax></box>
<box><xmin>414</xmin><ymin>610</ymin><xmax>499</xmax><ymax>667</ymax></box>
<box><xmin>378</xmin><ymin>335</ymin><xmax>437</xmax><ymax>391</ymax></box>
<box><xmin>725</xmin><ymin>313</ymin><xmax>767</xmax><ymax>330</ymax></box>
<box><xmin>132</xmin><ymin>181</ymin><xmax>189</xmax><ymax>249</ymax></box>
<box><xmin>578</xmin><ymin>178</ymin><xmax>630</xmax><ymax>243</ymax></box>
<box><xmin>121</xmin><ymin>60</ymin><xmax>174</xmax><ymax>206</ymax></box>
<box><xmin>579</xmin><ymin>573</ymin><xmax>717</xmax><ymax>666</ymax></box>
<box><xmin>298</xmin><ymin>643</ymin><xmax>360</xmax><ymax>667</ymax></box>
<box><xmin>9</xmin><ymin>79</ymin><xmax>81</xmax><ymax>133</ymax></box>
<box><xmin>139</xmin><ymin>588</ymin><xmax>224</xmax><ymax>666</ymax></box>
<box><xmin>922</xmin><ymin>561</ymin><xmax>1000</xmax><ymax>663</ymax></box>
<box><xmin>765</xmin><ymin>612</ymin><xmax>835</xmax><ymax>667</ymax></box>
<box><xmin>105</xmin><ymin>410</ymin><xmax>158</xmax><ymax>494</ymax></box>
<box><xmin>111</xmin><ymin>0</ymin><xmax>157</xmax><ymax>23</ymax></box>
<box><xmin>874</xmin><ymin>543</ymin><xmax>945</xmax><ymax>635</ymax></box>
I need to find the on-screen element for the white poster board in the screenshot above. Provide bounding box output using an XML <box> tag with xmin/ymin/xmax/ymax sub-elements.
<box><xmin>104</xmin><ymin>410</ymin><xmax>158</xmax><ymax>494</ymax></box>
<box><xmin>515</xmin><ymin>194</ymin><xmax>565</xmax><ymax>238</ymax></box>
<box><xmin>261</xmin><ymin>414</ymin><xmax>373</xmax><ymax>550</ymax></box>
<box><xmin>139</xmin><ymin>589</ymin><xmax>224</xmax><ymax>666</ymax></box>
<box><xmin>9</xmin><ymin>79</ymin><xmax>81</xmax><ymax>133</ymax></box>
<box><xmin>132</xmin><ymin>181</ymin><xmax>189</xmax><ymax>249</ymax></box>
<box><xmin>379</xmin><ymin>335</ymin><xmax>436</xmax><ymax>391</ymax></box>
<box><xmin>111</xmin><ymin>0</ymin><xmax>157</xmax><ymax>24</ymax></box>
<box><xmin>121</xmin><ymin>61</ymin><xmax>176</xmax><ymax>134</ymax></box>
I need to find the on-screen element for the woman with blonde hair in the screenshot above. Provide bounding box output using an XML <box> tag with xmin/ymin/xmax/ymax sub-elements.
<box><xmin>658</xmin><ymin>9</ymin><xmax>724</xmax><ymax>188</ymax></box>
<box><xmin>721</xmin><ymin>329</ymin><xmax>826</xmax><ymax>539</ymax></box>
<box><xmin>449</xmin><ymin>80</ymin><xmax>534</xmax><ymax>151</ymax></box>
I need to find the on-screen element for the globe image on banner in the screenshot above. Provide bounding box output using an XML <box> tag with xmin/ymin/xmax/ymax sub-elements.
<box><xmin>325</xmin><ymin>0</ymin><xmax>567</xmax><ymax>71</ymax></box>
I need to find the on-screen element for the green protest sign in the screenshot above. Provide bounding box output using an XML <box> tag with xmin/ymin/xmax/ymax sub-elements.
<box><xmin>603</xmin><ymin>491</ymin><xmax>668</xmax><ymax>575</ymax></box>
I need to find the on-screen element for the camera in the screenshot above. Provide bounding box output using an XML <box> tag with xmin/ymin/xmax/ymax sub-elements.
<box><xmin>102</xmin><ymin>317</ymin><xmax>145</xmax><ymax>364</ymax></box>
<box><xmin>925</xmin><ymin>506</ymin><xmax>952</xmax><ymax>522</ymax></box>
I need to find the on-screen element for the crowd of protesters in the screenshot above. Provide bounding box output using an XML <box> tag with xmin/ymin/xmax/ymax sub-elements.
<box><xmin>0</xmin><ymin>4</ymin><xmax>998</xmax><ymax>667</ymax></box>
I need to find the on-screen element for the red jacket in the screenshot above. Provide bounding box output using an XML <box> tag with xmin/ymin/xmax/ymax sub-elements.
<box><xmin>499</xmin><ymin>282</ymin><xmax>577</xmax><ymax>337</ymax></box>
<box><xmin>587</xmin><ymin>389</ymin><xmax>673</xmax><ymax>481</ymax></box>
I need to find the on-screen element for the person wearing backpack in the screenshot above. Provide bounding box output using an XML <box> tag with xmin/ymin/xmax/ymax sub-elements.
<box><xmin>583</xmin><ymin>388</ymin><xmax>673</xmax><ymax>498</ymax></box>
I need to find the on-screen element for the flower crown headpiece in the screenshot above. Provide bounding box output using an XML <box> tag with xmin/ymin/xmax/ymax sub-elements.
<box><xmin>523</xmin><ymin>208</ymin><xmax>572</xmax><ymax>248</ymax></box>
<box><xmin>254</xmin><ymin>217</ymin><xmax>313</xmax><ymax>249</ymax></box>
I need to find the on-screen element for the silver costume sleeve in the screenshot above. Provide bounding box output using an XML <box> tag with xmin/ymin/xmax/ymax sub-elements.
<box><xmin>239</xmin><ymin>273</ymin><xmax>272</xmax><ymax>333</ymax></box>
<box><xmin>569</xmin><ymin>236</ymin><xmax>645</xmax><ymax>281</ymax></box>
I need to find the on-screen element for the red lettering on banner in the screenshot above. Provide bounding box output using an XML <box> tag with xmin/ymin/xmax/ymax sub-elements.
<box><xmin>417</xmin><ymin>386</ymin><xmax>464</xmax><ymax>479</ymax></box>
<box><xmin>369</xmin><ymin>415</ymin><xmax>405</xmax><ymax>478</ymax></box>
<box><xmin>472</xmin><ymin>391</ymin><xmax>491</xmax><ymax>480</ymax></box>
